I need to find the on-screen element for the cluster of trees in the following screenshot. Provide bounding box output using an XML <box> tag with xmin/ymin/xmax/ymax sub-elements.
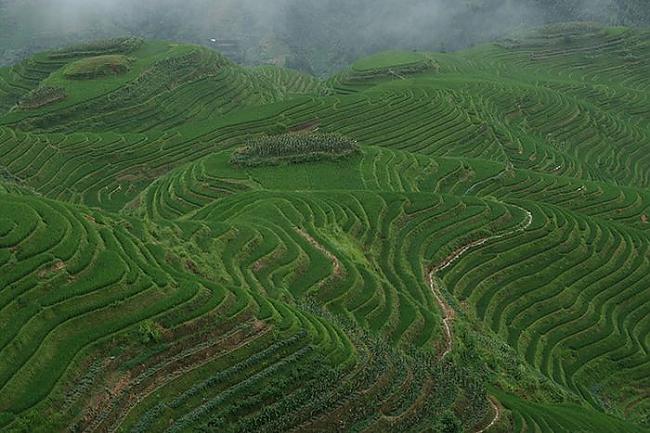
<box><xmin>17</xmin><ymin>86</ymin><xmax>66</xmax><ymax>109</ymax></box>
<box><xmin>231</xmin><ymin>132</ymin><xmax>360</xmax><ymax>167</ymax></box>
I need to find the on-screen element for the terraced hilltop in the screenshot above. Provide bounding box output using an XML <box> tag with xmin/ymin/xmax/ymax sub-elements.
<box><xmin>0</xmin><ymin>24</ymin><xmax>649</xmax><ymax>432</ymax></box>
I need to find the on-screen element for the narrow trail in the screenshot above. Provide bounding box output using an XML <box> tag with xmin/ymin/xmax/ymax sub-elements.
<box><xmin>428</xmin><ymin>204</ymin><xmax>532</xmax><ymax>359</ymax></box>
<box><xmin>427</xmin><ymin>272</ymin><xmax>455</xmax><ymax>359</ymax></box>
<box><xmin>296</xmin><ymin>228</ymin><xmax>342</xmax><ymax>277</ymax></box>
<box><xmin>476</xmin><ymin>397</ymin><xmax>501</xmax><ymax>433</ymax></box>
<box><xmin>426</xmin><ymin>204</ymin><xmax>532</xmax><ymax>430</ymax></box>
<box><xmin>388</xmin><ymin>69</ymin><xmax>406</xmax><ymax>80</ymax></box>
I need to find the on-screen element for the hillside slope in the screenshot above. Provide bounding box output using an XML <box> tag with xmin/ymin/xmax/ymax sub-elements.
<box><xmin>0</xmin><ymin>23</ymin><xmax>648</xmax><ymax>433</ymax></box>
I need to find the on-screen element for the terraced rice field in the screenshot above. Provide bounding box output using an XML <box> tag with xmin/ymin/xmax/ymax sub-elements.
<box><xmin>0</xmin><ymin>24</ymin><xmax>648</xmax><ymax>432</ymax></box>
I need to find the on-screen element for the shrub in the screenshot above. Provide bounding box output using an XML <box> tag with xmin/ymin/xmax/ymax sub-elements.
<box><xmin>230</xmin><ymin>132</ymin><xmax>360</xmax><ymax>167</ymax></box>
<box><xmin>17</xmin><ymin>87</ymin><xmax>66</xmax><ymax>110</ymax></box>
<box><xmin>438</xmin><ymin>410</ymin><xmax>462</xmax><ymax>433</ymax></box>
<box><xmin>63</xmin><ymin>55</ymin><xmax>134</xmax><ymax>80</ymax></box>
<box><xmin>138</xmin><ymin>320</ymin><xmax>163</xmax><ymax>344</ymax></box>
<box><xmin>0</xmin><ymin>412</ymin><xmax>13</xmax><ymax>427</ymax></box>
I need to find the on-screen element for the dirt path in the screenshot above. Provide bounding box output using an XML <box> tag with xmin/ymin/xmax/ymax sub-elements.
<box><xmin>428</xmin><ymin>205</ymin><xmax>532</xmax><ymax>359</ymax></box>
<box><xmin>428</xmin><ymin>271</ymin><xmax>455</xmax><ymax>359</ymax></box>
<box><xmin>296</xmin><ymin>228</ymin><xmax>342</xmax><ymax>277</ymax></box>
<box><xmin>388</xmin><ymin>69</ymin><xmax>406</xmax><ymax>80</ymax></box>
<box><xmin>476</xmin><ymin>397</ymin><xmax>501</xmax><ymax>433</ymax></box>
<box><xmin>426</xmin><ymin>204</ymin><xmax>532</xmax><ymax>430</ymax></box>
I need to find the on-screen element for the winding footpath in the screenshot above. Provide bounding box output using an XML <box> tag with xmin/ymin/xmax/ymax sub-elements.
<box><xmin>427</xmin><ymin>204</ymin><xmax>533</xmax><ymax>431</ymax></box>
<box><xmin>476</xmin><ymin>397</ymin><xmax>501</xmax><ymax>433</ymax></box>
<box><xmin>296</xmin><ymin>228</ymin><xmax>342</xmax><ymax>277</ymax></box>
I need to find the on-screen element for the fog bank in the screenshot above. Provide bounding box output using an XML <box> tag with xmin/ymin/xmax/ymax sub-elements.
<box><xmin>0</xmin><ymin>0</ymin><xmax>645</xmax><ymax>74</ymax></box>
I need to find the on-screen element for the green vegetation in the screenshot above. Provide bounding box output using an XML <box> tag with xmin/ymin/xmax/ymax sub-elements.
<box><xmin>16</xmin><ymin>86</ymin><xmax>66</xmax><ymax>109</ymax></box>
<box><xmin>351</xmin><ymin>50</ymin><xmax>434</xmax><ymax>71</ymax></box>
<box><xmin>254</xmin><ymin>65</ymin><xmax>326</xmax><ymax>97</ymax></box>
<box><xmin>0</xmin><ymin>23</ymin><xmax>649</xmax><ymax>433</ymax></box>
<box><xmin>230</xmin><ymin>132</ymin><xmax>360</xmax><ymax>167</ymax></box>
<box><xmin>63</xmin><ymin>55</ymin><xmax>134</xmax><ymax>80</ymax></box>
<box><xmin>48</xmin><ymin>37</ymin><xmax>144</xmax><ymax>59</ymax></box>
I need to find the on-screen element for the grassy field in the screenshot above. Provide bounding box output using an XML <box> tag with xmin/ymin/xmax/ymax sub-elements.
<box><xmin>0</xmin><ymin>22</ymin><xmax>648</xmax><ymax>432</ymax></box>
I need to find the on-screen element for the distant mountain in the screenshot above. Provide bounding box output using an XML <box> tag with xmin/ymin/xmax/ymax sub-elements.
<box><xmin>1</xmin><ymin>0</ymin><xmax>649</xmax><ymax>74</ymax></box>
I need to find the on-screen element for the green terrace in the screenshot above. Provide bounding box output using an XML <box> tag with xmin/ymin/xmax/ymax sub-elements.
<box><xmin>0</xmin><ymin>23</ymin><xmax>648</xmax><ymax>433</ymax></box>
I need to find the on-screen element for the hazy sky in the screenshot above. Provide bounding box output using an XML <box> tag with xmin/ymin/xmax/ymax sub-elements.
<box><xmin>0</xmin><ymin>0</ymin><xmax>625</xmax><ymax>72</ymax></box>
<box><xmin>0</xmin><ymin>0</ymin><xmax>580</xmax><ymax>37</ymax></box>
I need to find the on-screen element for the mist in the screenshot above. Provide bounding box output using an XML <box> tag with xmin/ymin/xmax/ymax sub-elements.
<box><xmin>0</xmin><ymin>0</ymin><xmax>645</xmax><ymax>74</ymax></box>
